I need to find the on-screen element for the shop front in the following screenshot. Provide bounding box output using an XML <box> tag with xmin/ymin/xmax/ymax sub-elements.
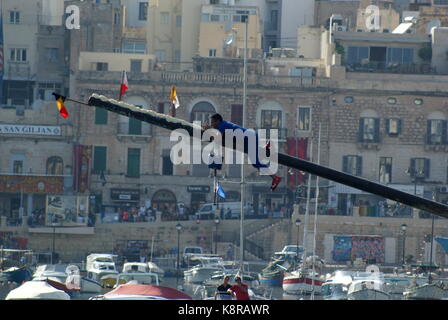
<box><xmin>0</xmin><ymin>175</ymin><xmax>64</xmax><ymax>226</ymax></box>
<box><xmin>187</xmin><ymin>185</ymin><xmax>210</xmax><ymax>213</ymax></box>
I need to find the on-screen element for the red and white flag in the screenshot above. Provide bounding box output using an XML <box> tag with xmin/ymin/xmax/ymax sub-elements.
<box><xmin>119</xmin><ymin>70</ymin><xmax>128</xmax><ymax>100</ymax></box>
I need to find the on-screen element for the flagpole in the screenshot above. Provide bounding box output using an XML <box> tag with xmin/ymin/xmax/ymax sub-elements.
<box><xmin>119</xmin><ymin>70</ymin><xmax>124</xmax><ymax>101</ymax></box>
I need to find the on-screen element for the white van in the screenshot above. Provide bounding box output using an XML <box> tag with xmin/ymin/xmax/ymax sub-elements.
<box><xmin>195</xmin><ymin>202</ymin><xmax>241</xmax><ymax>219</ymax></box>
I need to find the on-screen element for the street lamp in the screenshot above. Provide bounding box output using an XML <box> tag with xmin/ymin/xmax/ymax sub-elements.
<box><xmin>176</xmin><ymin>223</ymin><xmax>182</xmax><ymax>289</ymax></box>
<box><xmin>295</xmin><ymin>219</ymin><xmax>301</xmax><ymax>262</ymax></box>
<box><xmin>401</xmin><ymin>224</ymin><xmax>407</xmax><ymax>266</ymax></box>
<box><xmin>214</xmin><ymin>218</ymin><xmax>220</xmax><ymax>255</ymax></box>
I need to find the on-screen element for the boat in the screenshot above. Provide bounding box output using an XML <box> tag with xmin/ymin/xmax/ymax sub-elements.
<box><xmin>5</xmin><ymin>280</ymin><xmax>70</xmax><ymax>300</ymax></box>
<box><xmin>89</xmin><ymin>283</ymin><xmax>192</xmax><ymax>300</ymax></box>
<box><xmin>347</xmin><ymin>278</ymin><xmax>391</xmax><ymax>300</ymax></box>
<box><xmin>321</xmin><ymin>270</ymin><xmax>353</xmax><ymax>300</ymax></box>
<box><xmin>403</xmin><ymin>281</ymin><xmax>447</xmax><ymax>300</ymax></box>
<box><xmin>33</xmin><ymin>264</ymin><xmax>102</xmax><ymax>293</ymax></box>
<box><xmin>86</xmin><ymin>253</ymin><xmax>119</xmax><ymax>288</ymax></box>
<box><xmin>112</xmin><ymin>271</ymin><xmax>160</xmax><ymax>288</ymax></box>
<box><xmin>0</xmin><ymin>266</ymin><xmax>33</xmax><ymax>284</ymax></box>
<box><xmin>259</xmin><ymin>253</ymin><xmax>295</xmax><ymax>287</ymax></box>
<box><xmin>183</xmin><ymin>256</ymin><xmax>226</xmax><ymax>284</ymax></box>
<box><xmin>282</xmin><ymin>268</ymin><xmax>325</xmax><ymax>295</ymax></box>
<box><xmin>147</xmin><ymin>261</ymin><xmax>165</xmax><ymax>279</ymax></box>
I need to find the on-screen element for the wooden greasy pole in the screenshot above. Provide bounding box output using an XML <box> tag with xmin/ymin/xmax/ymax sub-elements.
<box><xmin>87</xmin><ymin>94</ymin><xmax>448</xmax><ymax>218</ymax></box>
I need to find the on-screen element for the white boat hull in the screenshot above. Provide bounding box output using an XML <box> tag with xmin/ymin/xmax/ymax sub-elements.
<box><xmin>348</xmin><ymin>289</ymin><xmax>390</xmax><ymax>300</ymax></box>
<box><xmin>404</xmin><ymin>283</ymin><xmax>446</xmax><ymax>300</ymax></box>
<box><xmin>282</xmin><ymin>275</ymin><xmax>323</xmax><ymax>294</ymax></box>
<box><xmin>81</xmin><ymin>277</ymin><xmax>102</xmax><ymax>293</ymax></box>
<box><xmin>184</xmin><ymin>267</ymin><xmax>223</xmax><ymax>284</ymax></box>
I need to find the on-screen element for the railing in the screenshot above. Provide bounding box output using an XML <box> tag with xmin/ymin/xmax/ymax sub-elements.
<box><xmin>345</xmin><ymin>62</ymin><xmax>437</xmax><ymax>75</ymax></box>
<box><xmin>161</xmin><ymin>71</ymin><xmax>243</xmax><ymax>85</ymax></box>
<box><xmin>78</xmin><ymin>70</ymin><xmax>330</xmax><ymax>89</ymax></box>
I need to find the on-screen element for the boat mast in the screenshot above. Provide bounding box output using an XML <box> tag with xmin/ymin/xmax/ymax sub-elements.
<box><xmin>302</xmin><ymin>140</ymin><xmax>314</xmax><ymax>263</ymax></box>
<box><xmin>311</xmin><ymin>123</ymin><xmax>321</xmax><ymax>300</ymax></box>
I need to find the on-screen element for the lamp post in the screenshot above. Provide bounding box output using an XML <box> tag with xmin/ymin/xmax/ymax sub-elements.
<box><xmin>401</xmin><ymin>223</ymin><xmax>407</xmax><ymax>266</ymax></box>
<box><xmin>214</xmin><ymin>217</ymin><xmax>220</xmax><ymax>255</ymax></box>
<box><xmin>176</xmin><ymin>223</ymin><xmax>182</xmax><ymax>289</ymax></box>
<box><xmin>295</xmin><ymin>218</ymin><xmax>301</xmax><ymax>263</ymax></box>
<box><xmin>51</xmin><ymin>221</ymin><xmax>58</xmax><ymax>265</ymax></box>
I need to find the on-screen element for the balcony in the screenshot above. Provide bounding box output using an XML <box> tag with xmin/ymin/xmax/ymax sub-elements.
<box><xmin>77</xmin><ymin>70</ymin><xmax>330</xmax><ymax>90</ymax></box>
<box><xmin>7</xmin><ymin>62</ymin><xmax>32</xmax><ymax>80</ymax></box>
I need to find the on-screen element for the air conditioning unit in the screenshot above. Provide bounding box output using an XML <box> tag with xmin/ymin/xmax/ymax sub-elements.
<box><xmin>336</xmin><ymin>25</ymin><xmax>347</xmax><ymax>32</ymax></box>
<box><xmin>438</xmin><ymin>186</ymin><xmax>448</xmax><ymax>193</ymax></box>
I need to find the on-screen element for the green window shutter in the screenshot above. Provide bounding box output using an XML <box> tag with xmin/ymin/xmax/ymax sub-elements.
<box><xmin>95</xmin><ymin>108</ymin><xmax>108</xmax><ymax>125</ymax></box>
<box><xmin>127</xmin><ymin>148</ymin><xmax>140</xmax><ymax>177</ymax></box>
<box><xmin>93</xmin><ymin>146</ymin><xmax>107</xmax><ymax>174</ymax></box>
<box><xmin>128</xmin><ymin>117</ymin><xmax>142</xmax><ymax>135</ymax></box>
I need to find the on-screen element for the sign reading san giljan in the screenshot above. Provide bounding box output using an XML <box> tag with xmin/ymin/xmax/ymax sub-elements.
<box><xmin>0</xmin><ymin>124</ymin><xmax>62</xmax><ymax>136</ymax></box>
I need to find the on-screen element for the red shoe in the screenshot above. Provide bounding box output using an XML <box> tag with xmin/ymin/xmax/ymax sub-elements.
<box><xmin>271</xmin><ymin>176</ymin><xmax>282</xmax><ymax>191</ymax></box>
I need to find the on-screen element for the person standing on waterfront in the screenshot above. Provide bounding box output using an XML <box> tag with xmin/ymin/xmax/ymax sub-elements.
<box><xmin>228</xmin><ymin>276</ymin><xmax>250</xmax><ymax>300</ymax></box>
<box><xmin>215</xmin><ymin>275</ymin><xmax>232</xmax><ymax>300</ymax></box>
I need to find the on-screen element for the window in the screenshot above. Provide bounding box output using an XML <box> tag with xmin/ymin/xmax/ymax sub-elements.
<box><xmin>127</xmin><ymin>148</ymin><xmax>141</xmax><ymax>177</ymax></box>
<box><xmin>359</xmin><ymin>117</ymin><xmax>380</xmax><ymax>143</ymax></box>
<box><xmin>190</xmin><ymin>101</ymin><xmax>216</xmax><ymax>123</ymax></box>
<box><xmin>139</xmin><ymin>2</ymin><xmax>148</xmax><ymax>21</ymax></box>
<box><xmin>158</xmin><ymin>102</ymin><xmax>170</xmax><ymax>114</ymax></box>
<box><xmin>175</xmin><ymin>50</ymin><xmax>181</xmax><ymax>63</ymax></box>
<box><xmin>414</xmin><ymin>98</ymin><xmax>423</xmax><ymax>105</ymax></box>
<box><xmin>155</xmin><ymin>50</ymin><xmax>166</xmax><ymax>62</ymax></box>
<box><xmin>208</xmin><ymin>49</ymin><xmax>217</xmax><ymax>57</ymax></box>
<box><xmin>386</xmin><ymin>118</ymin><xmax>401</xmax><ymax>136</ymax></box>
<box><xmin>386</xmin><ymin>48</ymin><xmax>413</xmax><ymax>65</ymax></box>
<box><xmin>13</xmin><ymin>160</ymin><xmax>23</xmax><ymax>174</ymax></box>
<box><xmin>37</xmin><ymin>82</ymin><xmax>62</xmax><ymax>100</ymax></box>
<box><xmin>10</xmin><ymin>48</ymin><xmax>27</xmax><ymax>62</ymax></box>
<box><xmin>342</xmin><ymin>155</ymin><xmax>362</xmax><ymax>176</ymax></box>
<box><xmin>122</xmin><ymin>42</ymin><xmax>146</xmax><ymax>54</ymax></box>
<box><xmin>46</xmin><ymin>48</ymin><xmax>59</xmax><ymax>62</ymax></box>
<box><xmin>9</xmin><ymin>11</ymin><xmax>20</xmax><ymax>24</ymax></box>
<box><xmin>347</xmin><ymin>46</ymin><xmax>369</xmax><ymax>64</ymax></box>
<box><xmin>261</xmin><ymin>110</ymin><xmax>282</xmax><ymax>128</ymax></box>
<box><xmin>46</xmin><ymin>157</ymin><xmax>63</xmax><ymax>175</ymax></box>
<box><xmin>176</xmin><ymin>15</ymin><xmax>182</xmax><ymax>27</ymax></box>
<box><xmin>344</xmin><ymin>96</ymin><xmax>354</xmax><ymax>103</ymax></box>
<box><xmin>162</xmin><ymin>150</ymin><xmax>173</xmax><ymax>176</ymax></box>
<box><xmin>297</xmin><ymin>107</ymin><xmax>311</xmax><ymax>131</ymax></box>
<box><xmin>231</xmin><ymin>104</ymin><xmax>243</xmax><ymax>126</ymax></box>
<box><xmin>270</xmin><ymin>10</ymin><xmax>278</xmax><ymax>31</ymax></box>
<box><xmin>160</xmin><ymin>12</ymin><xmax>170</xmax><ymax>24</ymax></box>
<box><xmin>410</xmin><ymin>158</ymin><xmax>430</xmax><ymax>179</ymax></box>
<box><xmin>93</xmin><ymin>146</ymin><xmax>107</xmax><ymax>174</ymax></box>
<box><xmin>201</xmin><ymin>14</ymin><xmax>210</xmax><ymax>22</ymax></box>
<box><xmin>211</xmin><ymin>14</ymin><xmax>220</xmax><ymax>22</ymax></box>
<box><xmin>114</xmin><ymin>12</ymin><xmax>120</xmax><ymax>25</ymax></box>
<box><xmin>233</xmin><ymin>15</ymin><xmax>242</xmax><ymax>23</ymax></box>
<box><xmin>289</xmin><ymin>67</ymin><xmax>313</xmax><ymax>77</ymax></box>
<box><xmin>387</xmin><ymin>97</ymin><xmax>397</xmax><ymax>104</ymax></box>
<box><xmin>379</xmin><ymin>157</ymin><xmax>392</xmax><ymax>184</ymax></box>
<box><xmin>96</xmin><ymin>62</ymin><xmax>108</xmax><ymax>71</ymax></box>
<box><xmin>95</xmin><ymin>108</ymin><xmax>108</xmax><ymax>125</ymax></box>
<box><xmin>426</xmin><ymin>119</ymin><xmax>447</xmax><ymax>145</ymax></box>
<box><xmin>130</xmin><ymin>60</ymin><xmax>142</xmax><ymax>73</ymax></box>
<box><xmin>128</xmin><ymin>117</ymin><xmax>142</xmax><ymax>135</ymax></box>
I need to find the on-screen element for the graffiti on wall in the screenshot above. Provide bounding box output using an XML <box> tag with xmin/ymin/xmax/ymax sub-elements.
<box><xmin>333</xmin><ymin>235</ymin><xmax>385</xmax><ymax>263</ymax></box>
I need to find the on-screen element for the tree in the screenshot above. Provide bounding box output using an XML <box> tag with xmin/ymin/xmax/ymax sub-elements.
<box><xmin>418</xmin><ymin>46</ymin><xmax>432</xmax><ymax>62</ymax></box>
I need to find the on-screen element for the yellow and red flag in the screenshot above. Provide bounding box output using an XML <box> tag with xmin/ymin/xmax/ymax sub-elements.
<box><xmin>52</xmin><ymin>93</ymin><xmax>69</xmax><ymax>118</ymax></box>
<box><xmin>170</xmin><ymin>85</ymin><xmax>180</xmax><ymax>109</ymax></box>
